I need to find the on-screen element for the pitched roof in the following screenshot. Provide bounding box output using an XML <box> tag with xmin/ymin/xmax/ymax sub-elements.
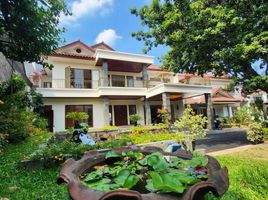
<box><xmin>90</xmin><ymin>42</ymin><xmax>115</xmax><ymax>51</ymax></box>
<box><xmin>56</xmin><ymin>40</ymin><xmax>95</xmax><ymax>52</ymax></box>
<box><xmin>185</xmin><ymin>87</ymin><xmax>242</xmax><ymax>104</ymax></box>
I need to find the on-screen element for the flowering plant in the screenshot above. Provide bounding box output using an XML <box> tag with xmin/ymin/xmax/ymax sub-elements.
<box><xmin>157</xmin><ymin>108</ymin><xmax>171</xmax><ymax>124</ymax></box>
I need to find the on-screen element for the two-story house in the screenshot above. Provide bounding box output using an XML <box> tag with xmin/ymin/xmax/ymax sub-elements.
<box><xmin>32</xmin><ymin>40</ymin><xmax>213</xmax><ymax>132</ymax></box>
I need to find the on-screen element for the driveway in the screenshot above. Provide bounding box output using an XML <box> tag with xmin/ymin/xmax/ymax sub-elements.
<box><xmin>196</xmin><ymin>128</ymin><xmax>249</xmax><ymax>153</ymax></box>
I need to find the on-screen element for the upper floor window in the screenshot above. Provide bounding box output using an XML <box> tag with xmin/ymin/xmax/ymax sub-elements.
<box><xmin>108</xmin><ymin>75</ymin><xmax>134</xmax><ymax>87</ymax></box>
<box><xmin>65</xmin><ymin>67</ymin><xmax>92</xmax><ymax>89</ymax></box>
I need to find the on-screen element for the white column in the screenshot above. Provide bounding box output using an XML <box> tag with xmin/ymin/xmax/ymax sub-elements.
<box><xmin>228</xmin><ymin>106</ymin><xmax>233</xmax><ymax>117</ymax></box>
<box><xmin>52</xmin><ymin>104</ymin><xmax>65</xmax><ymax>132</ymax></box>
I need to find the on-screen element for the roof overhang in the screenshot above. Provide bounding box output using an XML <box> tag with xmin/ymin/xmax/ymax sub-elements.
<box><xmin>95</xmin><ymin>49</ymin><xmax>154</xmax><ymax>73</ymax></box>
<box><xmin>146</xmin><ymin>83</ymin><xmax>212</xmax><ymax>99</ymax></box>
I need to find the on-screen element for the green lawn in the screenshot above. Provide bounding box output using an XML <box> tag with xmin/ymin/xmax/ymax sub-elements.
<box><xmin>1</xmin><ymin>140</ymin><xmax>268</xmax><ymax>200</ymax></box>
<box><xmin>0</xmin><ymin>139</ymin><xmax>70</xmax><ymax>200</ymax></box>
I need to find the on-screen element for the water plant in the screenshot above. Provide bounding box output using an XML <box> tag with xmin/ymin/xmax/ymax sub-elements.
<box><xmin>82</xmin><ymin>149</ymin><xmax>208</xmax><ymax>194</ymax></box>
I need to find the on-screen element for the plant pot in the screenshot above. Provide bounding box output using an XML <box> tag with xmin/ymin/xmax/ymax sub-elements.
<box><xmin>58</xmin><ymin>146</ymin><xmax>229</xmax><ymax>200</ymax></box>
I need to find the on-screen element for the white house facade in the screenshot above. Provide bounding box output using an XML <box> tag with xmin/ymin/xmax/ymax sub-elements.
<box><xmin>29</xmin><ymin>40</ymin><xmax>246</xmax><ymax>132</ymax></box>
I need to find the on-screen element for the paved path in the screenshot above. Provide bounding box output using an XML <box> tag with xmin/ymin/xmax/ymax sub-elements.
<box><xmin>196</xmin><ymin>128</ymin><xmax>249</xmax><ymax>153</ymax></box>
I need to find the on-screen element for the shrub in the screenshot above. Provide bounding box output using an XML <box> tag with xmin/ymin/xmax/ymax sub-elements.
<box><xmin>0</xmin><ymin>74</ymin><xmax>45</xmax><ymax>143</ymax></box>
<box><xmin>129</xmin><ymin>114</ymin><xmax>141</xmax><ymax>125</ymax></box>
<box><xmin>157</xmin><ymin>108</ymin><xmax>171</xmax><ymax>124</ymax></box>
<box><xmin>174</xmin><ymin>106</ymin><xmax>207</xmax><ymax>152</ymax></box>
<box><xmin>247</xmin><ymin>122</ymin><xmax>264</xmax><ymax>144</ymax></box>
<box><xmin>28</xmin><ymin>139</ymin><xmax>129</xmax><ymax>162</ymax></box>
<box><xmin>100</xmin><ymin>126</ymin><xmax>118</xmax><ymax>131</ymax></box>
<box><xmin>66</xmin><ymin>112</ymin><xmax>89</xmax><ymax>123</ymax></box>
<box><xmin>131</xmin><ymin>125</ymin><xmax>152</xmax><ymax>134</ymax></box>
<box><xmin>262</xmin><ymin>128</ymin><xmax>268</xmax><ymax>140</ymax></box>
<box><xmin>123</xmin><ymin>131</ymin><xmax>186</xmax><ymax>144</ymax></box>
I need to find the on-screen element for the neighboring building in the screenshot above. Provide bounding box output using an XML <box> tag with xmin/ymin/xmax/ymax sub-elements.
<box><xmin>247</xmin><ymin>91</ymin><xmax>268</xmax><ymax>115</ymax></box>
<box><xmin>177</xmin><ymin>74</ymin><xmax>247</xmax><ymax>118</ymax></box>
<box><xmin>31</xmin><ymin>40</ymin><xmax>214</xmax><ymax>132</ymax></box>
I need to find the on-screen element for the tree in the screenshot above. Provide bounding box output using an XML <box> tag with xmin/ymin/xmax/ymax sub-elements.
<box><xmin>131</xmin><ymin>0</ymin><xmax>268</xmax><ymax>94</ymax></box>
<box><xmin>0</xmin><ymin>0</ymin><xmax>69</xmax><ymax>69</ymax></box>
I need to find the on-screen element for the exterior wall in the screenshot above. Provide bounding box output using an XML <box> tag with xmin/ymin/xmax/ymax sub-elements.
<box><xmin>44</xmin><ymin>98</ymin><xmax>105</xmax><ymax>132</ymax></box>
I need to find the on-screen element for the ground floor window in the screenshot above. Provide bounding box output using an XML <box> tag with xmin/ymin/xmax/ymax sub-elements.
<box><xmin>65</xmin><ymin>105</ymin><xmax>93</xmax><ymax>128</ymax></box>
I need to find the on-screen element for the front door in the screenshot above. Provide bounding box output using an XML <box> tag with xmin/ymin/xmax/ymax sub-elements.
<box><xmin>114</xmin><ymin>105</ymin><xmax>128</xmax><ymax>126</ymax></box>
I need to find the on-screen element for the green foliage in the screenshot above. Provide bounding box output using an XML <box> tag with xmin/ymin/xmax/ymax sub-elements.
<box><xmin>129</xmin><ymin>114</ymin><xmax>142</xmax><ymax>123</ymax></box>
<box><xmin>66</xmin><ymin>112</ymin><xmax>89</xmax><ymax>123</ymax></box>
<box><xmin>82</xmin><ymin>150</ymin><xmax>208</xmax><ymax>194</ymax></box>
<box><xmin>0</xmin><ymin>75</ymin><xmax>46</xmax><ymax>143</ymax></box>
<box><xmin>100</xmin><ymin>125</ymin><xmax>118</xmax><ymax>131</ymax></box>
<box><xmin>233</xmin><ymin>107</ymin><xmax>252</xmax><ymax>125</ymax></box>
<box><xmin>262</xmin><ymin>128</ymin><xmax>268</xmax><ymax>139</ymax></box>
<box><xmin>132</xmin><ymin>0</ymin><xmax>268</xmax><ymax>93</ymax></box>
<box><xmin>247</xmin><ymin>122</ymin><xmax>264</xmax><ymax>144</ymax></box>
<box><xmin>205</xmin><ymin>155</ymin><xmax>268</xmax><ymax>200</ymax></box>
<box><xmin>0</xmin><ymin>138</ymin><xmax>70</xmax><ymax>199</ymax></box>
<box><xmin>123</xmin><ymin>131</ymin><xmax>186</xmax><ymax>144</ymax></box>
<box><xmin>157</xmin><ymin>108</ymin><xmax>171</xmax><ymax>124</ymax></box>
<box><xmin>174</xmin><ymin>106</ymin><xmax>208</xmax><ymax>141</ymax></box>
<box><xmin>28</xmin><ymin>139</ymin><xmax>129</xmax><ymax>162</ymax></box>
<box><xmin>0</xmin><ymin>0</ymin><xmax>69</xmax><ymax>67</ymax></box>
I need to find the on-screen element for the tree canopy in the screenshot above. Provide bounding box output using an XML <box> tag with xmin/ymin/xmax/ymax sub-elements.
<box><xmin>131</xmin><ymin>0</ymin><xmax>268</xmax><ymax>93</ymax></box>
<box><xmin>0</xmin><ymin>0</ymin><xmax>69</xmax><ymax>68</ymax></box>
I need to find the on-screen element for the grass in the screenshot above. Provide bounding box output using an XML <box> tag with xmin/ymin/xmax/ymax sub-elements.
<box><xmin>205</xmin><ymin>145</ymin><xmax>268</xmax><ymax>200</ymax></box>
<box><xmin>0</xmin><ymin>139</ymin><xmax>70</xmax><ymax>200</ymax></box>
<box><xmin>1</xmin><ymin>138</ymin><xmax>268</xmax><ymax>200</ymax></box>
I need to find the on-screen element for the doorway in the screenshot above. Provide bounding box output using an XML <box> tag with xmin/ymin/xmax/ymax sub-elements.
<box><xmin>150</xmin><ymin>105</ymin><xmax>162</xmax><ymax>124</ymax></box>
<box><xmin>114</xmin><ymin>105</ymin><xmax>128</xmax><ymax>126</ymax></box>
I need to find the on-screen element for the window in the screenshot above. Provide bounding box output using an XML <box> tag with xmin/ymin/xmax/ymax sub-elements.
<box><xmin>66</xmin><ymin>67</ymin><xmax>92</xmax><ymax>89</ymax></box>
<box><xmin>65</xmin><ymin>105</ymin><xmax>93</xmax><ymax>128</ymax></box>
<box><xmin>112</xmin><ymin>75</ymin><xmax>125</xmax><ymax>87</ymax></box>
<box><xmin>109</xmin><ymin>105</ymin><xmax>113</xmax><ymax>125</ymax></box>
<box><xmin>127</xmin><ymin>76</ymin><xmax>134</xmax><ymax>87</ymax></box>
<box><xmin>76</xmin><ymin>48</ymin><xmax>82</xmax><ymax>53</ymax></box>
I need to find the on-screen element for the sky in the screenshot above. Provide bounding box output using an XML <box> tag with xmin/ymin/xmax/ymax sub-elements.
<box><xmin>59</xmin><ymin>0</ymin><xmax>168</xmax><ymax>65</ymax></box>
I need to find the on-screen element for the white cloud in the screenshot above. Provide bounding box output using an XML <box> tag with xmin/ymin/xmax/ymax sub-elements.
<box><xmin>60</xmin><ymin>0</ymin><xmax>113</xmax><ymax>24</ymax></box>
<box><xmin>95</xmin><ymin>29</ymin><xmax>122</xmax><ymax>46</ymax></box>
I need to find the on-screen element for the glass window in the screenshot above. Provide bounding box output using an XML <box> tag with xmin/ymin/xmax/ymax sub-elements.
<box><xmin>112</xmin><ymin>75</ymin><xmax>125</xmax><ymax>87</ymax></box>
<box><xmin>129</xmin><ymin>105</ymin><xmax>137</xmax><ymax>125</ymax></box>
<box><xmin>127</xmin><ymin>76</ymin><xmax>134</xmax><ymax>87</ymax></box>
<box><xmin>65</xmin><ymin>105</ymin><xmax>93</xmax><ymax>128</ymax></box>
<box><xmin>67</xmin><ymin>68</ymin><xmax>92</xmax><ymax>88</ymax></box>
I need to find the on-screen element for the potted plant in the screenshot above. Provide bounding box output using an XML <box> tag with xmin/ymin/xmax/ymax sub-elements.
<box><xmin>129</xmin><ymin>114</ymin><xmax>141</xmax><ymax>126</ymax></box>
<box><xmin>66</xmin><ymin>112</ymin><xmax>89</xmax><ymax>129</ymax></box>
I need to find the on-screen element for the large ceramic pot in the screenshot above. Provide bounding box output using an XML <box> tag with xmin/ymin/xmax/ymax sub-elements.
<box><xmin>58</xmin><ymin>146</ymin><xmax>228</xmax><ymax>200</ymax></box>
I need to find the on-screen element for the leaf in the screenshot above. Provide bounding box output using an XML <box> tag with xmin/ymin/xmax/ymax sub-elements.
<box><xmin>147</xmin><ymin>171</ymin><xmax>185</xmax><ymax>194</ymax></box>
<box><xmin>114</xmin><ymin>169</ymin><xmax>131</xmax><ymax>186</ymax></box>
<box><xmin>84</xmin><ymin>170</ymin><xmax>103</xmax><ymax>182</ymax></box>
<box><xmin>105</xmin><ymin>151</ymin><xmax>122</xmax><ymax>159</ymax></box>
<box><xmin>86</xmin><ymin>178</ymin><xmax>111</xmax><ymax>192</ymax></box>
<box><xmin>124</xmin><ymin>175</ymin><xmax>139</xmax><ymax>189</ymax></box>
